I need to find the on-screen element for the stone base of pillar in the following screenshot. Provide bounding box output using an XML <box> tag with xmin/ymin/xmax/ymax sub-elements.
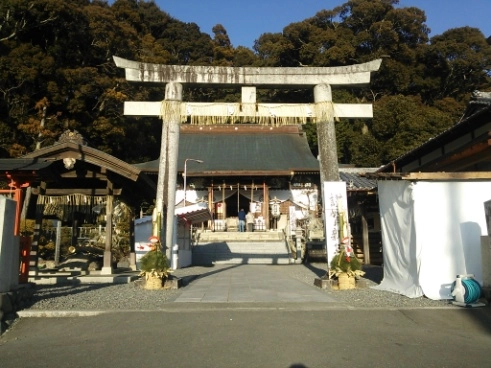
<box><xmin>100</xmin><ymin>266</ymin><xmax>114</xmax><ymax>275</ymax></box>
<box><xmin>129</xmin><ymin>252</ymin><xmax>137</xmax><ymax>271</ymax></box>
<box><xmin>101</xmin><ymin>251</ymin><xmax>113</xmax><ymax>275</ymax></box>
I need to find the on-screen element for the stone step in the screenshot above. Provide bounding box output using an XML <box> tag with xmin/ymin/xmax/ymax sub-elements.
<box><xmin>29</xmin><ymin>273</ymin><xmax>139</xmax><ymax>285</ymax></box>
<box><xmin>192</xmin><ymin>240</ymin><xmax>291</xmax><ymax>265</ymax></box>
<box><xmin>196</xmin><ymin>230</ymin><xmax>285</xmax><ymax>243</ymax></box>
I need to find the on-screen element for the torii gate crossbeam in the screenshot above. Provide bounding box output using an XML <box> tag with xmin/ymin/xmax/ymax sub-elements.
<box><xmin>113</xmin><ymin>56</ymin><xmax>381</xmax><ymax>87</ymax></box>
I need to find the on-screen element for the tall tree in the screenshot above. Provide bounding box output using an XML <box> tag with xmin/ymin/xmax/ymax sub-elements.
<box><xmin>233</xmin><ymin>46</ymin><xmax>258</xmax><ymax>67</ymax></box>
<box><xmin>161</xmin><ymin>21</ymin><xmax>213</xmax><ymax>65</ymax></box>
<box><xmin>372</xmin><ymin>95</ymin><xmax>453</xmax><ymax>163</ymax></box>
<box><xmin>254</xmin><ymin>32</ymin><xmax>294</xmax><ymax>67</ymax></box>
<box><xmin>421</xmin><ymin>27</ymin><xmax>491</xmax><ymax>102</ymax></box>
<box><xmin>211</xmin><ymin>24</ymin><xmax>234</xmax><ymax>66</ymax></box>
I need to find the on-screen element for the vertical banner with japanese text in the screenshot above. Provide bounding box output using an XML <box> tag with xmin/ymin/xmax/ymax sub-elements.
<box><xmin>323</xmin><ymin>181</ymin><xmax>348</xmax><ymax>268</ymax></box>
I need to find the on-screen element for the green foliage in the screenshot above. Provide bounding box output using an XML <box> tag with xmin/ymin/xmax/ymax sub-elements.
<box><xmin>233</xmin><ymin>46</ymin><xmax>258</xmax><ymax>67</ymax></box>
<box><xmin>330</xmin><ymin>250</ymin><xmax>362</xmax><ymax>272</ymax></box>
<box><xmin>349</xmin><ymin>131</ymin><xmax>383</xmax><ymax>167</ymax></box>
<box><xmin>421</xmin><ymin>27</ymin><xmax>491</xmax><ymax>101</ymax></box>
<box><xmin>254</xmin><ymin>32</ymin><xmax>294</xmax><ymax>66</ymax></box>
<box><xmin>372</xmin><ymin>95</ymin><xmax>454</xmax><ymax>162</ymax></box>
<box><xmin>303</xmin><ymin>121</ymin><xmax>318</xmax><ymax>157</ymax></box>
<box><xmin>139</xmin><ymin>248</ymin><xmax>170</xmax><ymax>279</ymax></box>
<box><xmin>212</xmin><ymin>24</ymin><xmax>234</xmax><ymax>66</ymax></box>
<box><xmin>329</xmin><ymin>249</ymin><xmax>365</xmax><ymax>278</ymax></box>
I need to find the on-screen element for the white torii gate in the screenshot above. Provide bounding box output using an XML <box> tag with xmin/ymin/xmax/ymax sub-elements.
<box><xmin>113</xmin><ymin>56</ymin><xmax>381</xmax><ymax>268</ymax></box>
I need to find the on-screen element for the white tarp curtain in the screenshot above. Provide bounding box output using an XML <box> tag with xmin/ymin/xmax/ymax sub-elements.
<box><xmin>175</xmin><ymin>189</ymin><xmax>317</xmax><ymax>212</ymax></box>
<box><xmin>269</xmin><ymin>190</ymin><xmax>318</xmax><ymax>211</ymax></box>
<box><xmin>175</xmin><ymin>190</ymin><xmax>208</xmax><ymax>205</ymax></box>
<box><xmin>175</xmin><ymin>189</ymin><xmax>253</xmax><ymax>204</ymax></box>
<box><xmin>375</xmin><ymin>180</ymin><xmax>488</xmax><ymax>300</ymax></box>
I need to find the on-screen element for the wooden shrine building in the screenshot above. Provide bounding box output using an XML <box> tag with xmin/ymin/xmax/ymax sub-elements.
<box><xmin>135</xmin><ymin>124</ymin><xmax>321</xmax><ymax>232</ymax></box>
<box><xmin>0</xmin><ymin>130</ymin><xmax>156</xmax><ymax>274</ymax></box>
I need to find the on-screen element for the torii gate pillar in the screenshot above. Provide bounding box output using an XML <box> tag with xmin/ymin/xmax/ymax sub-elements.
<box><xmin>154</xmin><ymin>82</ymin><xmax>182</xmax><ymax>261</ymax></box>
<box><xmin>314</xmin><ymin>84</ymin><xmax>339</xmax><ymax>182</ymax></box>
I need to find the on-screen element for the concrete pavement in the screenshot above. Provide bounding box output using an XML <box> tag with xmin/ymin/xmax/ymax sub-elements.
<box><xmin>2</xmin><ymin>307</ymin><xmax>491</xmax><ymax>367</ymax></box>
<box><xmin>174</xmin><ymin>264</ymin><xmax>337</xmax><ymax>303</ymax></box>
<box><xmin>2</xmin><ymin>264</ymin><xmax>491</xmax><ymax>367</ymax></box>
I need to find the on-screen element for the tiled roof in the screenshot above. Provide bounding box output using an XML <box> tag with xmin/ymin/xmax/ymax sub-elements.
<box><xmin>135</xmin><ymin>125</ymin><xmax>320</xmax><ymax>175</ymax></box>
<box><xmin>339</xmin><ymin>169</ymin><xmax>378</xmax><ymax>191</ymax></box>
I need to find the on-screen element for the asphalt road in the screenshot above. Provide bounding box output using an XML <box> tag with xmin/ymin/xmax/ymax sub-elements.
<box><xmin>1</xmin><ymin>305</ymin><xmax>490</xmax><ymax>368</ymax></box>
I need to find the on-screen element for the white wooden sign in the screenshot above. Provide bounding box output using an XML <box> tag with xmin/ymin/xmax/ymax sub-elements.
<box><xmin>323</xmin><ymin>182</ymin><xmax>348</xmax><ymax>268</ymax></box>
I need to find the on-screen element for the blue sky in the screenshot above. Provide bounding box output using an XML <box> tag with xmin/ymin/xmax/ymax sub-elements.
<box><xmin>153</xmin><ymin>0</ymin><xmax>490</xmax><ymax>48</ymax></box>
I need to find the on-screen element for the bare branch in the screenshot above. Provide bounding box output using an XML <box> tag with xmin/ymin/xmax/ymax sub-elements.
<box><xmin>0</xmin><ymin>80</ymin><xmax>26</xmax><ymax>99</ymax></box>
<box><xmin>0</xmin><ymin>3</ymin><xmax>57</xmax><ymax>42</ymax></box>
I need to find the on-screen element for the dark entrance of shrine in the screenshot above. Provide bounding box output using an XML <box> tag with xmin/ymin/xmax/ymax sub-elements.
<box><xmin>225</xmin><ymin>193</ymin><xmax>250</xmax><ymax>217</ymax></box>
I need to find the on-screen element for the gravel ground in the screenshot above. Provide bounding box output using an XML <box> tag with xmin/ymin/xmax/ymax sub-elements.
<box><xmin>22</xmin><ymin>263</ymin><xmax>474</xmax><ymax>311</ymax></box>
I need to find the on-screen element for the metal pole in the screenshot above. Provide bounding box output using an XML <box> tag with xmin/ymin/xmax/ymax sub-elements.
<box><xmin>183</xmin><ymin>160</ymin><xmax>187</xmax><ymax>208</ymax></box>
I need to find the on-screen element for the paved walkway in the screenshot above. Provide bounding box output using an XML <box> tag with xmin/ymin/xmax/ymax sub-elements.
<box><xmin>174</xmin><ymin>264</ymin><xmax>337</xmax><ymax>303</ymax></box>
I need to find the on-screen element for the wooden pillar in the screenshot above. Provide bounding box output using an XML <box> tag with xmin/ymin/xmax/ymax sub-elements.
<box><xmin>29</xmin><ymin>181</ymin><xmax>46</xmax><ymax>274</ymax></box>
<box><xmin>250</xmin><ymin>180</ymin><xmax>254</xmax><ymax>205</ymax></box>
<box><xmin>208</xmin><ymin>185</ymin><xmax>213</xmax><ymax>229</ymax></box>
<box><xmin>222</xmin><ymin>182</ymin><xmax>225</xmax><ymax>219</ymax></box>
<box><xmin>264</xmin><ymin>183</ymin><xmax>270</xmax><ymax>230</ymax></box>
<box><xmin>101</xmin><ymin>181</ymin><xmax>114</xmax><ymax>275</ymax></box>
<box><xmin>361</xmin><ymin>211</ymin><xmax>371</xmax><ymax>264</ymax></box>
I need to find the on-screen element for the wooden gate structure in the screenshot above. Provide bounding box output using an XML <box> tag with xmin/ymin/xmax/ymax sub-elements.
<box><xmin>113</xmin><ymin>56</ymin><xmax>382</xmax><ymax>261</ymax></box>
<box><xmin>0</xmin><ymin>131</ymin><xmax>156</xmax><ymax>275</ymax></box>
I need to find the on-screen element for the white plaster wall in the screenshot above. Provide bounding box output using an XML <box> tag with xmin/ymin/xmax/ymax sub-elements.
<box><xmin>176</xmin><ymin>222</ymin><xmax>192</xmax><ymax>268</ymax></box>
<box><xmin>179</xmin><ymin>249</ymin><xmax>192</xmax><ymax>268</ymax></box>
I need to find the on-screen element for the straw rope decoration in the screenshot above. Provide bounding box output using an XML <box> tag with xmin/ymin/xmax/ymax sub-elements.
<box><xmin>179</xmin><ymin>102</ymin><xmax>315</xmax><ymax>126</ymax></box>
<box><xmin>38</xmin><ymin>194</ymin><xmax>106</xmax><ymax>220</ymax></box>
<box><xmin>314</xmin><ymin>101</ymin><xmax>335</xmax><ymax>124</ymax></box>
<box><xmin>160</xmin><ymin>100</ymin><xmax>182</xmax><ymax>122</ymax></box>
